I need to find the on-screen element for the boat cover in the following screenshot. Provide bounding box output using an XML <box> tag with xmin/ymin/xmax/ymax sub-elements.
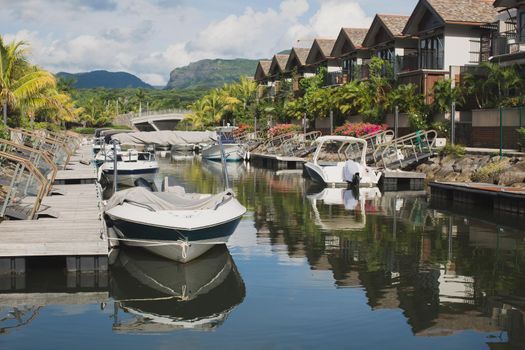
<box><xmin>106</xmin><ymin>187</ymin><xmax>233</xmax><ymax>212</ymax></box>
<box><xmin>110</xmin><ymin>131</ymin><xmax>217</xmax><ymax>146</ymax></box>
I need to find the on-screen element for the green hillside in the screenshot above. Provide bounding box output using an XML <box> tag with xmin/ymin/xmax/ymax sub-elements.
<box><xmin>166</xmin><ymin>58</ymin><xmax>258</xmax><ymax>90</ymax></box>
<box><xmin>56</xmin><ymin>70</ymin><xmax>153</xmax><ymax>89</ymax></box>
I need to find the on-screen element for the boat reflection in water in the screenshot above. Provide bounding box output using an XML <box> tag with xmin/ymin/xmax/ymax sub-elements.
<box><xmin>307</xmin><ymin>187</ymin><xmax>382</xmax><ymax>231</ymax></box>
<box><xmin>201</xmin><ymin>158</ymin><xmax>246</xmax><ymax>181</ymax></box>
<box><xmin>110</xmin><ymin>245</ymin><xmax>245</xmax><ymax>332</ymax></box>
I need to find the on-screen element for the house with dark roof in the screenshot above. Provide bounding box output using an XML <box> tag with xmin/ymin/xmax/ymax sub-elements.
<box><xmin>285</xmin><ymin>47</ymin><xmax>316</xmax><ymax>92</ymax></box>
<box><xmin>401</xmin><ymin>0</ymin><xmax>498</xmax><ymax>101</ymax></box>
<box><xmin>305</xmin><ymin>38</ymin><xmax>339</xmax><ymax>85</ymax></box>
<box><xmin>254</xmin><ymin>60</ymin><xmax>272</xmax><ymax>100</ymax></box>
<box><xmin>491</xmin><ymin>0</ymin><xmax>525</xmax><ymax>66</ymax></box>
<box><xmin>267</xmin><ymin>54</ymin><xmax>290</xmax><ymax>98</ymax></box>
<box><xmin>331</xmin><ymin>28</ymin><xmax>371</xmax><ymax>83</ymax></box>
<box><xmin>362</xmin><ymin>14</ymin><xmax>418</xmax><ymax>74</ymax></box>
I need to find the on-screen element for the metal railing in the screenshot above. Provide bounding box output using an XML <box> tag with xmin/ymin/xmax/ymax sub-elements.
<box><xmin>9</xmin><ymin>129</ymin><xmax>73</xmax><ymax>169</ymax></box>
<box><xmin>279</xmin><ymin>131</ymin><xmax>322</xmax><ymax>157</ymax></box>
<box><xmin>372</xmin><ymin>130</ymin><xmax>437</xmax><ymax>170</ymax></box>
<box><xmin>0</xmin><ymin>139</ymin><xmax>57</xmax><ymax>195</ymax></box>
<box><xmin>0</xmin><ymin>151</ymin><xmax>48</xmax><ymax>220</ymax></box>
<box><xmin>338</xmin><ymin>130</ymin><xmax>395</xmax><ymax>164</ymax></box>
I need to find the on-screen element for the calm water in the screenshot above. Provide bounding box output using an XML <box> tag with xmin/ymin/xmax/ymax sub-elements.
<box><xmin>1</xmin><ymin>155</ymin><xmax>525</xmax><ymax>349</ymax></box>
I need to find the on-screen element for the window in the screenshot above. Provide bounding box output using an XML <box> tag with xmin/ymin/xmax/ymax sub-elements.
<box><xmin>469</xmin><ymin>39</ymin><xmax>481</xmax><ymax>64</ymax></box>
<box><xmin>419</xmin><ymin>34</ymin><xmax>444</xmax><ymax>69</ymax></box>
<box><xmin>520</xmin><ymin>12</ymin><xmax>525</xmax><ymax>42</ymax></box>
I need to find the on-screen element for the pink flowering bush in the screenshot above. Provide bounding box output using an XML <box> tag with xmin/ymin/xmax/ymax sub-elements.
<box><xmin>268</xmin><ymin>124</ymin><xmax>301</xmax><ymax>138</ymax></box>
<box><xmin>334</xmin><ymin>122</ymin><xmax>388</xmax><ymax>137</ymax></box>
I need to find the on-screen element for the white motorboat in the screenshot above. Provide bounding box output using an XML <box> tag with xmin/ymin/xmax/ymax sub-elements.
<box><xmin>94</xmin><ymin>143</ymin><xmax>122</xmax><ymax>166</ymax></box>
<box><xmin>110</xmin><ymin>245</ymin><xmax>245</xmax><ymax>332</ymax></box>
<box><xmin>105</xmin><ymin>179</ymin><xmax>246</xmax><ymax>263</ymax></box>
<box><xmin>304</xmin><ymin>136</ymin><xmax>382</xmax><ymax>187</ymax></box>
<box><xmin>201</xmin><ymin>129</ymin><xmax>245</xmax><ymax>162</ymax></box>
<box><xmin>98</xmin><ymin>149</ymin><xmax>159</xmax><ymax>187</ymax></box>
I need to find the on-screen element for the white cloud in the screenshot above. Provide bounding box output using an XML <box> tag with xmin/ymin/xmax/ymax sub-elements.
<box><xmin>0</xmin><ymin>0</ymin><xmax>373</xmax><ymax>85</ymax></box>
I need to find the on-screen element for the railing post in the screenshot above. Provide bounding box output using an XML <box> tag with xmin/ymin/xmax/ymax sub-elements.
<box><xmin>329</xmin><ymin>110</ymin><xmax>334</xmax><ymax>135</ymax></box>
<box><xmin>451</xmin><ymin>102</ymin><xmax>456</xmax><ymax>145</ymax></box>
<box><xmin>394</xmin><ymin>106</ymin><xmax>399</xmax><ymax>139</ymax></box>
<box><xmin>500</xmin><ymin>106</ymin><xmax>503</xmax><ymax>158</ymax></box>
<box><xmin>520</xmin><ymin>106</ymin><xmax>523</xmax><ymax>129</ymax></box>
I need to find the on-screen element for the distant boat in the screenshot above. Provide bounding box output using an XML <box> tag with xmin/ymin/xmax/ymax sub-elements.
<box><xmin>201</xmin><ymin>128</ymin><xmax>245</xmax><ymax>162</ymax></box>
<box><xmin>98</xmin><ymin>149</ymin><xmax>159</xmax><ymax>187</ymax></box>
<box><xmin>105</xmin><ymin>177</ymin><xmax>246</xmax><ymax>263</ymax></box>
<box><xmin>304</xmin><ymin>136</ymin><xmax>382</xmax><ymax>187</ymax></box>
<box><xmin>110</xmin><ymin>245</ymin><xmax>245</xmax><ymax>332</ymax></box>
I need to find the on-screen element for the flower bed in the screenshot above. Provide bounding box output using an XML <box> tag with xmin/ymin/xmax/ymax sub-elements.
<box><xmin>233</xmin><ymin>123</ymin><xmax>254</xmax><ymax>136</ymax></box>
<box><xmin>268</xmin><ymin>124</ymin><xmax>301</xmax><ymax>138</ymax></box>
<box><xmin>334</xmin><ymin>122</ymin><xmax>387</xmax><ymax>137</ymax></box>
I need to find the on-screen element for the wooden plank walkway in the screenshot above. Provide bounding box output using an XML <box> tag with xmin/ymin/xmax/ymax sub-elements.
<box><xmin>0</xmin><ymin>144</ymin><xmax>108</xmax><ymax>260</ymax></box>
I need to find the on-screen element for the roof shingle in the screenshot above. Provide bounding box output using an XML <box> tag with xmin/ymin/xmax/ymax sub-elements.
<box><xmin>426</xmin><ymin>0</ymin><xmax>498</xmax><ymax>24</ymax></box>
<box><xmin>378</xmin><ymin>14</ymin><xmax>410</xmax><ymax>37</ymax></box>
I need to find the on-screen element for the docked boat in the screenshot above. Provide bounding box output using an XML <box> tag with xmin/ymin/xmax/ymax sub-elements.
<box><xmin>201</xmin><ymin>129</ymin><xmax>244</xmax><ymax>162</ymax></box>
<box><xmin>304</xmin><ymin>136</ymin><xmax>382</xmax><ymax>187</ymax></box>
<box><xmin>105</xmin><ymin>178</ymin><xmax>246</xmax><ymax>263</ymax></box>
<box><xmin>110</xmin><ymin>245</ymin><xmax>245</xmax><ymax>332</ymax></box>
<box><xmin>98</xmin><ymin>149</ymin><xmax>159</xmax><ymax>187</ymax></box>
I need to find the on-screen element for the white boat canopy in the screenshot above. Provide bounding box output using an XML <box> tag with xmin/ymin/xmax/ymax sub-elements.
<box><xmin>312</xmin><ymin>136</ymin><xmax>368</xmax><ymax>165</ymax></box>
<box><xmin>110</xmin><ymin>130</ymin><xmax>217</xmax><ymax>146</ymax></box>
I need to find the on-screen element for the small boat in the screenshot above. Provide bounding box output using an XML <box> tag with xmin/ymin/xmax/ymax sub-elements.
<box><xmin>94</xmin><ymin>143</ymin><xmax>122</xmax><ymax>166</ymax></box>
<box><xmin>105</xmin><ymin>177</ymin><xmax>246</xmax><ymax>263</ymax></box>
<box><xmin>99</xmin><ymin>149</ymin><xmax>159</xmax><ymax>187</ymax></box>
<box><xmin>304</xmin><ymin>136</ymin><xmax>382</xmax><ymax>187</ymax></box>
<box><xmin>201</xmin><ymin>129</ymin><xmax>244</xmax><ymax>162</ymax></box>
<box><xmin>110</xmin><ymin>245</ymin><xmax>245</xmax><ymax>332</ymax></box>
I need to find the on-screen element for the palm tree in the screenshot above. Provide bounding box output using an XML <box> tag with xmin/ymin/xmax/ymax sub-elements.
<box><xmin>135</xmin><ymin>88</ymin><xmax>146</xmax><ymax>116</ymax></box>
<box><xmin>0</xmin><ymin>36</ymin><xmax>56</xmax><ymax>125</ymax></box>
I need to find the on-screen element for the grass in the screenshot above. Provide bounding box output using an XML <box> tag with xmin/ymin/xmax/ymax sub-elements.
<box><xmin>439</xmin><ymin>143</ymin><xmax>466</xmax><ymax>157</ymax></box>
<box><xmin>471</xmin><ymin>159</ymin><xmax>509</xmax><ymax>183</ymax></box>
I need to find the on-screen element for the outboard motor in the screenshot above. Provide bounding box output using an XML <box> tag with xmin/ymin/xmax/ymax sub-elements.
<box><xmin>134</xmin><ymin>178</ymin><xmax>158</xmax><ymax>192</ymax></box>
<box><xmin>343</xmin><ymin>160</ymin><xmax>361</xmax><ymax>188</ymax></box>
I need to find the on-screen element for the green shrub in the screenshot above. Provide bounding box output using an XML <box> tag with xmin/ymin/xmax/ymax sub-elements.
<box><xmin>517</xmin><ymin>128</ymin><xmax>525</xmax><ymax>151</ymax></box>
<box><xmin>471</xmin><ymin>160</ymin><xmax>509</xmax><ymax>183</ymax></box>
<box><xmin>110</xmin><ymin>124</ymin><xmax>132</xmax><ymax>130</ymax></box>
<box><xmin>73</xmin><ymin>127</ymin><xmax>96</xmax><ymax>135</ymax></box>
<box><xmin>0</xmin><ymin>123</ymin><xmax>8</xmax><ymax>140</ymax></box>
<box><xmin>432</xmin><ymin>121</ymin><xmax>449</xmax><ymax>138</ymax></box>
<box><xmin>439</xmin><ymin>143</ymin><xmax>466</xmax><ymax>157</ymax></box>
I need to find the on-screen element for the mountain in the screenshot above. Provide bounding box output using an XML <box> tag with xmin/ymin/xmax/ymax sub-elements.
<box><xmin>166</xmin><ymin>58</ymin><xmax>259</xmax><ymax>90</ymax></box>
<box><xmin>56</xmin><ymin>70</ymin><xmax>153</xmax><ymax>89</ymax></box>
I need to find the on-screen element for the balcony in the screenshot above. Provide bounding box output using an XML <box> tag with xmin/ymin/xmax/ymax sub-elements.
<box><xmin>324</xmin><ymin>71</ymin><xmax>344</xmax><ymax>86</ymax></box>
<box><xmin>396</xmin><ymin>54</ymin><xmax>419</xmax><ymax>73</ymax></box>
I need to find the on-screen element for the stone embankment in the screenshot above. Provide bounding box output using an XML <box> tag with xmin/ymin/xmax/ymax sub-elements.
<box><xmin>416</xmin><ymin>154</ymin><xmax>525</xmax><ymax>188</ymax></box>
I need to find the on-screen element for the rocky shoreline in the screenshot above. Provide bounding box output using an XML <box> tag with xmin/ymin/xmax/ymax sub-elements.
<box><xmin>416</xmin><ymin>154</ymin><xmax>525</xmax><ymax>188</ymax></box>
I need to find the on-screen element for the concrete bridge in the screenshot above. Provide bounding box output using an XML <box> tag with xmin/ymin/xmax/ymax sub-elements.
<box><xmin>114</xmin><ymin>109</ymin><xmax>190</xmax><ymax>131</ymax></box>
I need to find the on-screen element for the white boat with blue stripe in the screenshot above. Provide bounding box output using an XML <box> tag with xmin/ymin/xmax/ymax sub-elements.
<box><xmin>105</xmin><ymin>180</ymin><xmax>246</xmax><ymax>263</ymax></box>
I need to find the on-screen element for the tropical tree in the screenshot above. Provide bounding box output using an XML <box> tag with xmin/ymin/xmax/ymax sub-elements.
<box><xmin>0</xmin><ymin>37</ymin><xmax>56</xmax><ymax>125</ymax></box>
<box><xmin>431</xmin><ymin>79</ymin><xmax>463</xmax><ymax>113</ymax></box>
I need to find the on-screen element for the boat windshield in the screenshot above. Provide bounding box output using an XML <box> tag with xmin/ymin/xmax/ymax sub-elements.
<box><xmin>314</xmin><ymin>139</ymin><xmax>365</xmax><ymax>165</ymax></box>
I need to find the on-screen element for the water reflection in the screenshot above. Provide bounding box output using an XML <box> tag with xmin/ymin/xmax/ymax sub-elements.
<box><xmin>110</xmin><ymin>245</ymin><xmax>245</xmax><ymax>332</ymax></box>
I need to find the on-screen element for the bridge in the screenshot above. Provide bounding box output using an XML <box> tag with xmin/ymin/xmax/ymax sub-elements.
<box><xmin>114</xmin><ymin>109</ymin><xmax>190</xmax><ymax>131</ymax></box>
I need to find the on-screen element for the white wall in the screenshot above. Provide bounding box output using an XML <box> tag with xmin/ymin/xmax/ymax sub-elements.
<box><xmin>444</xmin><ymin>26</ymin><xmax>480</xmax><ymax>68</ymax></box>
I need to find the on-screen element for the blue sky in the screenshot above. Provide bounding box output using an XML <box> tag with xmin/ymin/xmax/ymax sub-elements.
<box><xmin>1</xmin><ymin>0</ymin><xmax>418</xmax><ymax>85</ymax></box>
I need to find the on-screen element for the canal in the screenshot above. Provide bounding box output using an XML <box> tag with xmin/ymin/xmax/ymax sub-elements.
<box><xmin>1</xmin><ymin>155</ymin><xmax>524</xmax><ymax>349</ymax></box>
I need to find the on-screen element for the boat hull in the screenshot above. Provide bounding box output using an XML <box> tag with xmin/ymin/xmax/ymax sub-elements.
<box><xmin>108</xmin><ymin>217</ymin><xmax>242</xmax><ymax>263</ymax></box>
<box><xmin>201</xmin><ymin>144</ymin><xmax>243</xmax><ymax>162</ymax></box>
<box><xmin>304</xmin><ymin>162</ymin><xmax>380</xmax><ymax>188</ymax></box>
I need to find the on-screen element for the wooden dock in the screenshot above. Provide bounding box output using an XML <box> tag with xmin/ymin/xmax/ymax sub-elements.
<box><xmin>249</xmin><ymin>153</ymin><xmax>306</xmax><ymax>170</ymax></box>
<box><xmin>430</xmin><ymin>182</ymin><xmax>525</xmax><ymax>215</ymax></box>
<box><xmin>0</xmin><ymin>143</ymin><xmax>108</xmax><ymax>271</ymax></box>
<box><xmin>382</xmin><ymin>170</ymin><xmax>426</xmax><ymax>191</ymax></box>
